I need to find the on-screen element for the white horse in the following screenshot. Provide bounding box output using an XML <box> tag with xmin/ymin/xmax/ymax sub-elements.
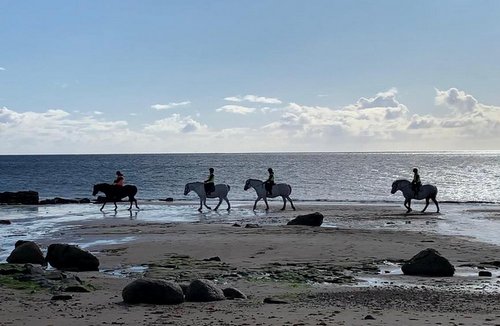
<box><xmin>391</xmin><ymin>179</ymin><xmax>440</xmax><ymax>213</ymax></box>
<box><xmin>244</xmin><ymin>179</ymin><xmax>296</xmax><ymax>211</ymax></box>
<box><xmin>184</xmin><ymin>182</ymin><xmax>231</xmax><ymax>212</ymax></box>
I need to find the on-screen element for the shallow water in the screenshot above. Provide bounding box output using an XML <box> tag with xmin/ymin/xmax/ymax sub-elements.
<box><xmin>1</xmin><ymin>201</ymin><xmax>500</xmax><ymax>262</ymax></box>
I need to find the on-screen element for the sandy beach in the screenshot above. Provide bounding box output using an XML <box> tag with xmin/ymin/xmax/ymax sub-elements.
<box><xmin>1</xmin><ymin>203</ymin><xmax>500</xmax><ymax>325</ymax></box>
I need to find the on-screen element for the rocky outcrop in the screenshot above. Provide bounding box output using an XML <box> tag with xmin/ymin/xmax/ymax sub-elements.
<box><xmin>223</xmin><ymin>287</ymin><xmax>246</xmax><ymax>299</ymax></box>
<box><xmin>0</xmin><ymin>220</ymin><xmax>11</xmax><ymax>225</ymax></box>
<box><xmin>122</xmin><ymin>279</ymin><xmax>184</xmax><ymax>304</ymax></box>
<box><xmin>287</xmin><ymin>212</ymin><xmax>324</xmax><ymax>226</ymax></box>
<box><xmin>46</xmin><ymin>244</ymin><xmax>99</xmax><ymax>271</ymax></box>
<box><xmin>185</xmin><ymin>279</ymin><xmax>225</xmax><ymax>302</ymax></box>
<box><xmin>39</xmin><ymin>198</ymin><xmax>91</xmax><ymax>205</ymax></box>
<box><xmin>401</xmin><ymin>248</ymin><xmax>455</xmax><ymax>276</ymax></box>
<box><xmin>6</xmin><ymin>240</ymin><xmax>46</xmax><ymax>265</ymax></box>
<box><xmin>0</xmin><ymin>191</ymin><xmax>39</xmax><ymax>205</ymax></box>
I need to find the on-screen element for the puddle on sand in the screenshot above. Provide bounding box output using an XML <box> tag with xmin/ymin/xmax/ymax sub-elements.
<box><xmin>102</xmin><ymin>265</ymin><xmax>148</xmax><ymax>278</ymax></box>
<box><xmin>354</xmin><ymin>262</ymin><xmax>500</xmax><ymax>293</ymax></box>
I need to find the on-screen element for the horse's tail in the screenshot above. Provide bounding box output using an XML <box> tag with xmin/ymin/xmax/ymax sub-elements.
<box><xmin>288</xmin><ymin>184</ymin><xmax>292</xmax><ymax>195</ymax></box>
<box><xmin>227</xmin><ymin>185</ymin><xmax>231</xmax><ymax>192</ymax></box>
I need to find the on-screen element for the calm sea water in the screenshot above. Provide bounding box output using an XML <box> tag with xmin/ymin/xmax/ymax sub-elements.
<box><xmin>0</xmin><ymin>152</ymin><xmax>499</xmax><ymax>203</ymax></box>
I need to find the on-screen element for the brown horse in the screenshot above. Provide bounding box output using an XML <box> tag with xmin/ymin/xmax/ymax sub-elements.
<box><xmin>92</xmin><ymin>183</ymin><xmax>139</xmax><ymax>211</ymax></box>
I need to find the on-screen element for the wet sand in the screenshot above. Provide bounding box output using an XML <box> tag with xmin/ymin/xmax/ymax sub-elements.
<box><xmin>1</xmin><ymin>203</ymin><xmax>500</xmax><ymax>325</ymax></box>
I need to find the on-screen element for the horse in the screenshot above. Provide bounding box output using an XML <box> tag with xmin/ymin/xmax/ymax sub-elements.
<box><xmin>391</xmin><ymin>179</ymin><xmax>440</xmax><ymax>214</ymax></box>
<box><xmin>244</xmin><ymin>179</ymin><xmax>296</xmax><ymax>211</ymax></box>
<box><xmin>184</xmin><ymin>182</ymin><xmax>231</xmax><ymax>212</ymax></box>
<box><xmin>92</xmin><ymin>183</ymin><xmax>139</xmax><ymax>211</ymax></box>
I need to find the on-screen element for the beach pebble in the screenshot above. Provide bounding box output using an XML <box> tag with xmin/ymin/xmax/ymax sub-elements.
<box><xmin>122</xmin><ymin>279</ymin><xmax>184</xmax><ymax>305</ymax></box>
<box><xmin>287</xmin><ymin>212</ymin><xmax>324</xmax><ymax>226</ymax></box>
<box><xmin>222</xmin><ymin>287</ymin><xmax>246</xmax><ymax>299</ymax></box>
<box><xmin>401</xmin><ymin>248</ymin><xmax>455</xmax><ymax>277</ymax></box>
<box><xmin>364</xmin><ymin>315</ymin><xmax>376</xmax><ymax>320</ymax></box>
<box><xmin>46</xmin><ymin>243</ymin><xmax>99</xmax><ymax>271</ymax></box>
<box><xmin>6</xmin><ymin>240</ymin><xmax>46</xmax><ymax>265</ymax></box>
<box><xmin>263</xmin><ymin>297</ymin><xmax>288</xmax><ymax>304</ymax></box>
<box><xmin>203</xmin><ymin>256</ymin><xmax>221</xmax><ymax>262</ymax></box>
<box><xmin>478</xmin><ymin>271</ymin><xmax>492</xmax><ymax>277</ymax></box>
<box><xmin>185</xmin><ymin>279</ymin><xmax>225</xmax><ymax>302</ymax></box>
<box><xmin>245</xmin><ymin>223</ymin><xmax>260</xmax><ymax>228</ymax></box>
<box><xmin>51</xmin><ymin>294</ymin><xmax>73</xmax><ymax>301</ymax></box>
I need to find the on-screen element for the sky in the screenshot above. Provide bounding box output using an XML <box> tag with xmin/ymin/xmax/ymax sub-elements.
<box><xmin>1</xmin><ymin>0</ymin><xmax>499</xmax><ymax>154</ymax></box>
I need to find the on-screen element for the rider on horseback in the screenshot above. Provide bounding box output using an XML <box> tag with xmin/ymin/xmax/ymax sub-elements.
<box><xmin>204</xmin><ymin>168</ymin><xmax>215</xmax><ymax>195</ymax></box>
<box><xmin>265</xmin><ymin>168</ymin><xmax>275</xmax><ymax>196</ymax></box>
<box><xmin>113</xmin><ymin>171</ymin><xmax>125</xmax><ymax>187</ymax></box>
<box><xmin>411</xmin><ymin>168</ymin><xmax>421</xmax><ymax>198</ymax></box>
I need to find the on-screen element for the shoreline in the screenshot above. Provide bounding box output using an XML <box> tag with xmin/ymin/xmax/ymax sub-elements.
<box><xmin>1</xmin><ymin>203</ymin><xmax>500</xmax><ymax>325</ymax></box>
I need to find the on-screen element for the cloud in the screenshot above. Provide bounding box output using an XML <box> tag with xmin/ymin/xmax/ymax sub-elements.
<box><xmin>151</xmin><ymin>101</ymin><xmax>191</xmax><ymax>110</ymax></box>
<box><xmin>93</xmin><ymin>111</ymin><xmax>104</xmax><ymax>115</ymax></box>
<box><xmin>0</xmin><ymin>67</ymin><xmax>5</xmax><ymax>71</ymax></box>
<box><xmin>216</xmin><ymin>105</ymin><xmax>256</xmax><ymax>115</ymax></box>
<box><xmin>144</xmin><ymin>113</ymin><xmax>207</xmax><ymax>134</ymax></box>
<box><xmin>435</xmin><ymin>88</ymin><xmax>478</xmax><ymax>113</ymax></box>
<box><xmin>224</xmin><ymin>95</ymin><xmax>282</xmax><ymax>104</ymax></box>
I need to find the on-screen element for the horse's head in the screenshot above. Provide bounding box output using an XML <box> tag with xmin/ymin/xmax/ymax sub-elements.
<box><xmin>391</xmin><ymin>180</ymin><xmax>399</xmax><ymax>194</ymax></box>
<box><xmin>92</xmin><ymin>184</ymin><xmax>99</xmax><ymax>196</ymax></box>
<box><xmin>184</xmin><ymin>183</ymin><xmax>191</xmax><ymax>196</ymax></box>
<box><xmin>244</xmin><ymin>179</ymin><xmax>251</xmax><ymax>191</ymax></box>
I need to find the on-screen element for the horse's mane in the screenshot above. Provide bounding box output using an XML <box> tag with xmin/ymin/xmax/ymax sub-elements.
<box><xmin>248</xmin><ymin>178</ymin><xmax>263</xmax><ymax>183</ymax></box>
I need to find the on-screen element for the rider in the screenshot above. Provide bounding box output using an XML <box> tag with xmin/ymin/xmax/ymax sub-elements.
<box><xmin>265</xmin><ymin>168</ymin><xmax>275</xmax><ymax>196</ymax></box>
<box><xmin>204</xmin><ymin>168</ymin><xmax>215</xmax><ymax>195</ymax></box>
<box><xmin>113</xmin><ymin>171</ymin><xmax>125</xmax><ymax>187</ymax></box>
<box><xmin>411</xmin><ymin>168</ymin><xmax>421</xmax><ymax>198</ymax></box>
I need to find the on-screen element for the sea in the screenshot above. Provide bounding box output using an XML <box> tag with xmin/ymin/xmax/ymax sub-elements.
<box><xmin>1</xmin><ymin>152</ymin><xmax>500</xmax><ymax>260</ymax></box>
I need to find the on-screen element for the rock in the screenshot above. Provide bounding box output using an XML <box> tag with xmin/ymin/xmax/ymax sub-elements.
<box><xmin>287</xmin><ymin>212</ymin><xmax>324</xmax><ymax>226</ymax></box>
<box><xmin>364</xmin><ymin>315</ymin><xmax>376</xmax><ymax>320</ymax></box>
<box><xmin>6</xmin><ymin>241</ymin><xmax>46</xmax><ymax>265</ymax></box>
<box><xmin>51</xmin><ymin>294</ymin><xmax>73</xmax><ymax>301</ymax></box>
<box><xmin>0</xmin><ymin>191</ymin><xmax>39</xmax><ymax>205</ymax></box>
<box><xmin>232</xmin><ymin>223</ymin><xmax>241</xmax><ymax>227</ymax></box>
<box><xmin>0</xmin><ymin>220</ymin><xmax>11</xmax><ymax>225</ymax></box>
<box><xmin>203</xmin><ymin>256</ymin><xmax>221</xmax><ymax>262</ymax></box>
<box><xmin>401</xmin><ymin>248</ymin><xmax>455</xmax><ymax>277</ymax></box>
<box><xmin>39</xmin><ymin>197</ymin><xmax>91</xmax><ymax>205</ymax></box>
<box><xmin>165</xmin><ymin>197</ymin><xmax>174</xmax><ymax>202</ymax></box>
<box><xmin>479</xmin><ymin>271</ymin><xmax>492</xmax><ymax>277</ymax></box>
<box><xmin>185</xmin><ymin>279</ymin><xmax>225</xmax><ymax>302</ymax></box>
<box><xmin>245</xmin><ymin>223</ymin><xmax>260</xmax><ymax>228</ymax></box>
<box><xmin>78</xmin><ymin>198</ymin><xmax>91</xmax><ymax>204</ymax></box>
<box><xmin>122</xmin><ymin>279</ymin><xmax>184</xmax><ymax>305</ymax></box>
<box><xmin>263</xmin><ymin>297</ymin><xmax>288</xmax><ymax>304</ymax></box>
<box><xmin>223</xmin><ymin>287</ymin><xmax>246</xmax><ymax>299</ymax></box>
<box><xmin>46</xmin><ymin>244</ymin><xmax>99</xmax><ymax>271</ymax></box>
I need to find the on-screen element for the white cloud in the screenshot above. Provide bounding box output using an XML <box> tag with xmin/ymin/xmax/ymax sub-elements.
<box><xmin>144</xmin><ymin>113</ymin><xmax>207</xmax><ymax>134</ymax></box>
<box><xmin>216</xmin><ymin>105</ymin><xmax>256</xmax><ymax>115</ymax></box>
<box><xmin>151</xmin><ymin>101</ymin><xmax>191</xmax><ymax>110</ymax></box>
<box><xmin>224</xmin><ymin>95</ymin><xmax>282</xmax><ymax>104</ymax></box>
<box><xmin>93</xmin><ymin>111</ymin><xmax>104</xmax><ymax>115</ymax></box>
<box><xmin>435</xmin><ymin>88</ymin><xmax>478</xmax><ymax>113</ymax></box>
<box><xmin>0</xmin><ymin>67</ymin><xmax>5</xmax><ymax>71</ymax></box>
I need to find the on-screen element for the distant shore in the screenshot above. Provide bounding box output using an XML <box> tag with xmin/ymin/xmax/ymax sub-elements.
<box><xmin>1</xmin><ymin>203</ymin><xmax>499</xmax><ymax>325</ymax></box>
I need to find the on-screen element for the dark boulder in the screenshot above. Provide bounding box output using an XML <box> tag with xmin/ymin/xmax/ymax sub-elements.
<box><xmin>0</xmin><ymin>220</ymin><xmax>11</xmax><ymax>225</ymax></box>
<box><xmin>46</xmin><ymin>244</ymin><xmax>99</xmax><ymax>271</ymax></box>
<box><xmin>122</xmin><ymin>279</ymin><xmax>184</xmax><ymax>305</ymax></box>
<box><xmin>401</xmin><ymin>248</ymin><xmax>455</xmax><ymax>276</ymax></box>
<box><xmin>185</xmin><ymin>279</ymin><xmax>225</xmax><ymax>302</ymax></box>
<box><xmin>0</xmin><ymin>191</ymin><xmax>39</xmax><ymax>205</ymax></box>
<box><xmin>39</xmin><ymin>197</ymin><xmax>91</xmax><ymax>205</ymax></box>
<box><xmin>287</xmin><ymin>212</ymin><xmax>324</xmax><ymax>226</ymax></box>
<box><xmin>6</xmin><ymin>241</ymin><xmax>46</xmax><ymax>265</ymax></box>
<box><xmin>223</xmin><ymin>287</ymin><xmax>246</xmax><ymax>299</ymax></box>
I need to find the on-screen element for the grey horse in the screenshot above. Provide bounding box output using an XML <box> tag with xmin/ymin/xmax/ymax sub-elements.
<box><xmin>391</xmin><ymin>179</ymin><xmax>440</xmax><ymax>213</ymax></box>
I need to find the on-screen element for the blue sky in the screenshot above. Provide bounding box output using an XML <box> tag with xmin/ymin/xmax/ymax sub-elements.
<box><xmin>1</xmin><ymin>0</ymin><xmax>499</xmax><ymax>153</ymax></box>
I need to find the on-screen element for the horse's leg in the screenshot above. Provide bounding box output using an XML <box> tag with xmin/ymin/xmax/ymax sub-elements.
<box><xmin>287</xmin><ymin>196</ymin><xmax>296</xmax><ymax>211</ymax></box>
<box><xmin>204</xmin><ymin>197</ymin><xmax>211</xmax><ymax>210</ymax></box>
<box><xmin>432</xmin><ymin>196</ymin><xmax>440</xmax><ymax>213</ymax></box>
<box><xmin>280</xmin><ymin>196</ymin><xmax>286</xmax><ymax>210</ymax></box>
<box><xmin>263</xmin><ymin>197</ymin><xmax>269</xmax><ymax>211</ymax></box>
<box><xmin>224</xmin><ymin>197</ymin><xmax>231</xmax><ymax>211</ymax></box>
<box><xmin>422</xmin><ymin>197</ymin><xmax>430</xmax><ymax>213</ymax></box>
<box><xmin>214</xmin><ymin>197</ymin><xmax>222</xmax><ymax>211</ymax></box>
<box><xmin>100</xmin><ymin>201</ymin><xmax>106</xmax><ymax>211</ymax></box>
<box><xmin>198</xmin><ymin>198</ymin><xmax>203</xmax><ymax>212</ymax></box>
<box><xmin>128</xmin><ymin>197</ymin><xmax>133</xmax><ymax>211</ymax></box>
<box><xmin>134</xmin><ymin>198</ymin><xmax>140</xmax><ymax>209</ymax></box>
<box><xmin>114</xmin><ymin>201</ymin><xmax>118</xmax><ymax>211</ymax></box>
<box><xmin>405</xmin><ymin>199</ymin><xmax>412</xmax><ymax>213</ymax></box>
<box><xmin>253</xmin><ymin>197</ymin><xmax>260</xmax><ymax>210</ymax></box>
